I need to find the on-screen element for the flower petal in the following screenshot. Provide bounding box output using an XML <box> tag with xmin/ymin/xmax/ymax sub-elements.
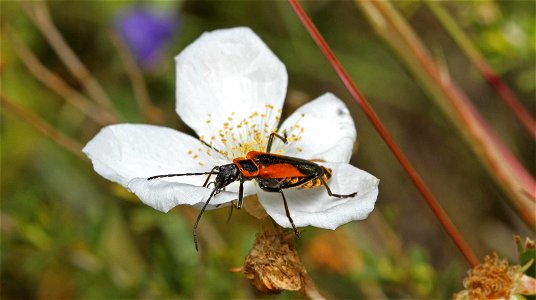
<box><xmin>82</xmin><ymin>124</ymin><xmax>220</xmax><ymax>187</ymax></box>
<box><xmin>276</xmin><ymin>93</ymin><xmax>356</xmax><ymax>163</ymax></box>
<box><xmin>175</xmin><ymin>27</ymin><xmax>287</xmax><ymax>146</ymax></box>
<box><xmin>128</xmin><ymin>178</ymin><xmax>236</xmax><ymax>212</ymax></box>
<box><xmin>256</xmin><ymin>162</ymin><xmax>378</xmax><ymax>230</ymax></box>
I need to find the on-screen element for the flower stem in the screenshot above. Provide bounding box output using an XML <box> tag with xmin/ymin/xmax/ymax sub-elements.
<box><xmin>302</xmin><ymin>276</ymin><xmax>326</xmax><ymax>300</ymax></box>
<box><xmin>288</xmin><ymin>0</ymin><xmax>479</xmax><ymax>267</ymax></box>
<box><xmin>426</xmin><ymin>1</ymin><xmax>536</xmax><ymax>139</ymax></box>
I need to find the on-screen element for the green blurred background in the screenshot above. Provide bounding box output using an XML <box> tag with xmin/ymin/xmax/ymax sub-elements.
<box><xmin>1</xmin><ymin>1</ymin><xmax>534</xmax><ymax>298</ymax></box>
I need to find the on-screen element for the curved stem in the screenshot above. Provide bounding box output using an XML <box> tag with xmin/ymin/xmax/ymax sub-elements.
<box><xmin>360</xmin><ymin>0</ymin><xmax>535</xmax><ymax>219</ymax></box>
<box><xmin>426</xmin><ymin>1</ymin><xmax>536</xmax><ymax>139</ymax></box>
<box><xmin>288</xmin><ymin>0</ymin><xmax>479</xmax><ymax>267</ymax></box>
<box><xmin>20</xmin><ymin>1</ymin><xmax>120</xmax><ymax>119</ymax></box>
<box><xmin>1</xmin><ymin>96</ymin><xmax>84</xmax><ymax>159</ymax></box>
<box><xmin>6</xmin><ymin>26</ymin><xmax>116</xmax><ymax>125</ymax></box>
<box><xmin>109</xmin><ymin>31</ymin><xmax>163</xmax><ymax>124</ymax></box>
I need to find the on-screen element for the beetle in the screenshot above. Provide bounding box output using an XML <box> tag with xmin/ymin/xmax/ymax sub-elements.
<box><xmin>148</xmin><ymin>132</ymin><xmax>357</xmax><ymax>250</ymax></box>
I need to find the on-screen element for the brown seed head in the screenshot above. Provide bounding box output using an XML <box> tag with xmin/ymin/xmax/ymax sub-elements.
<box><xmin>243</xmin><ymin>232</ymin><xmax>308</xmax><ymax>294</ymax></box>
<box><xmin>454</xmin><ymin>253</ymin><xmax>520</xmax><ymax>299</ymax></box>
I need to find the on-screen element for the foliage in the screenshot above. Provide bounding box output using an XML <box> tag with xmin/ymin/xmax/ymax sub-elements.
<box><xmin>1</xmin><ymin>1</ymin><xmax>534</xmax><ymax>298</ymax></box>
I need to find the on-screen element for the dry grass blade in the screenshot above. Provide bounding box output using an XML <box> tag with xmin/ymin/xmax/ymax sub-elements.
<box><xmin>109</xmin><ymin>31</ymin><xmax>163</xmax><ymax>124</ymax></box>
<box><xmin>6</xmin><ymin>26</ymin><xmax>116</xmax><ymax>126</ymax></box>
<box><xmin>19</xmin><ymin>1</ymin><xmax>120</xmax><ymax>118</ymax></box>
<box><xmin>426</xmin><ymin>1</ymin><xmax>536</xmax><ymax>139</ymax></box>
<box><xmin>1</xmin><ymin>96</ymin><xmax>84</xmax><ymax>159</ymax></box>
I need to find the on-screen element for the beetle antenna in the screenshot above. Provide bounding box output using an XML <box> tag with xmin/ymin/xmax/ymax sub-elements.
<box><xmin>147</xmin><ymin>171</ymin><xmax>218</xmax><ymax>181</ymax></box>
<box><xmin>199</xmin><ymin>139</ymin><xmax>223</xmax><ymax>154</ymax></box>
<box><xmin>193</xmin><ymin>187</ymin><xmax>219</xmax><ymax>251</ymax></box>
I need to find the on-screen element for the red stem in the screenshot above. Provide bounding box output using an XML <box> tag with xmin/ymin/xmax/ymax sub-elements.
<box><xmin>479</xmin><ymin>63</ymin><xmax>536</xmax><ymax>139</ymax></box>
<box><xmin>288</xmin><ymin>0</ymin><xmax>479</xmax><ymax>267</ymax></box>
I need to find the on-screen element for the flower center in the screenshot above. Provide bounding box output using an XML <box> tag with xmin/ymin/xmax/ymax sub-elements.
<box><xmin>190</xmin><ymin>104</ymin><xmax>306</xmax><ymax>165</ymax></box>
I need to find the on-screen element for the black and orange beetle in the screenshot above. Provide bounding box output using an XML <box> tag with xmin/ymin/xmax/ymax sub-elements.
<box><xmin>148</xmin><ymin>133</ymin><xmax>357</xmax><ymax>250</ymax></box>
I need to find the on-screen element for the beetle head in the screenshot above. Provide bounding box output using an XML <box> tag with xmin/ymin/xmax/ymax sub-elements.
<box><xmin>214</xmin><ymin>163</ymin><xmax>240</xmax><ymax>189</ymax></box>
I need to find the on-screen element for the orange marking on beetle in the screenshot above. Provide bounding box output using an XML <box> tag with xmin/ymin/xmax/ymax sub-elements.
<box><xmin>146</xmin><ymin>133</ymin><xmax>358</xmax><ymax>252</ymax></box>
<box><xmin>233</xmin><ymin>157</ymin><xmax>259</xmax><ymax>178</ymax></box>
<box><xmin>258</xmin><ymin>163</ymin><xmax>307</xmax><ymax>179</ymax></box>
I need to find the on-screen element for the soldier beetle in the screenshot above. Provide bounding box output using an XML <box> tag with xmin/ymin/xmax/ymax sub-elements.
<box><xmin>148</xmin><ymin>133</ymin><xmax>357</xmax><ymax>250</ymax></box>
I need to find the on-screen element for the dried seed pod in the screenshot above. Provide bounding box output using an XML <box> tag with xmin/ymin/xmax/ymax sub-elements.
<box><xmin>243</xmin><ymin>232</ymin><xmax>307</xmax><ymax>294</ymax></box>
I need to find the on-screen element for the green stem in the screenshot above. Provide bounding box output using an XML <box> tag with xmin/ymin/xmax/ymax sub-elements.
<box><xmin>426</xmin><ymin>1</ymin><xmax>536</xmax><ymax>139</ymax></box>
<box><xmin>357</xmin><ymin>1</ymin><xmax>535</xmax><ymax>226</ymax></box>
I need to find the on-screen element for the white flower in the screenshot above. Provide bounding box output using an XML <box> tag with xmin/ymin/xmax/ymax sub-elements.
<box><xmin>83</xmin><ymin>27</ymin><xmax>379</xmax><ymax>231</ymax></box>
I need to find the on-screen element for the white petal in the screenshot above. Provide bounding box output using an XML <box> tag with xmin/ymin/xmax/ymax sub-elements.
<box><xmin>257</xmin><ymin>162</ymin><xmax>378</xmax><ymax>230</ymax></box>
<box><xmin>276</xmin><ymin>93</ymin><xmax>356</xmax><ymax>163</ymax></box>
<box><xmin>175</xmin><ymin>27</ymin><xmax>287</xmax><ymax>146</ymax></box>
<box><xmin>128</xmin><ymin>178</ymin><xmax>237</xmax><ymax>212</ymax></box>
<box><xmin>82</xmin><ymin>124</ymin><xmax>220</xmax><ymax>187</ymax></box>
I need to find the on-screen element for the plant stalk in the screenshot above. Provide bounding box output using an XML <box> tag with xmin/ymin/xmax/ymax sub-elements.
<box><xmin>288</xmin><ymin>0</ymin><xmax>479</xmax><ymax>267</ymax></box>
<box><xmin>426</xmin><ymin>1</ymin><xmax>536</xmax><ymax>139</ymax></box>
<box><xmin>357</xmin><ymin>0</ymin><xmax>535</xmax><ymax>225</ymax></box>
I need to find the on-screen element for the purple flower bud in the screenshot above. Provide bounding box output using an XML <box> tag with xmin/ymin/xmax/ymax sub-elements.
<box><xmin>115</xmin><ymin>6</ymin><xmax>179</xmax><ymax>69</ymax></box>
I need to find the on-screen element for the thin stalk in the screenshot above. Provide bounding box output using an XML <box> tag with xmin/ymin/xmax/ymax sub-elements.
<box><xmin>6</xmin><ymin>26</ymin><xmax>116</xmax><ymax>126</ymax></box>
<box><xmin>426</xmin><ymin>1</ymin><xmax>536</xmax><ymax>139</ymax></box>
<box><xmin>288</xmin><ymin>0</ymin><xmax>479</xmax><ymax>267</ymax></box>
<box><xmin>359</xmin><ymin>1</ymin><xmax>535</xmax><ymax>223</ymax></box>
<box><xmin>109</xmin><ymin>32</ymin><xmax>163</xmax><ymax>124</ymax></box>
<box><xmin>1</xmin><ymin>96</ymin><xmax>84</xmax><ymax>159</ymax></box>
<box><xmin>19</xmin><ymin>1</ymin><xmax>120</xmax><ymax>118</ymax></box>
<box><xmin>302</xmin><ymin>276</ymin><xmax>325</xmax><ymax>300</ymax></box>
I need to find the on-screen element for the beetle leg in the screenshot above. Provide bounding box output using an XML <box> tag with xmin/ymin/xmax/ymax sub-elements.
<box><xmin>202</xmin><ymin>166</ymin><xmax>219</xmax><ymax>187</ymax></box>
<box><xmin>237</xmin><ymin>178</ymin><xmax>245</xmax><ymax>209</ymax></box>
<box><xmin>225</xmin><ymin>178</ymin><xmax>245</xmax><ymax>224</ymax></box>
<box><xmin>279</xmin><ymin>189</ymin><xmax>300</xmax><ymax>237</ymax></box>
<box><xmin>266</xmin><ymin>132</ymin><xmax>288</xmax><ymax>153</ymax></box>
<box><xmin>319</xmin><ymin>176</ymin><xmax>357</xmax><ymax>198</ymax></box>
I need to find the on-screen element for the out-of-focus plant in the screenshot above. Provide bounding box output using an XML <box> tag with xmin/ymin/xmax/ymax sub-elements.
<box><xmin>1</xmin><ymin>0</ymin><xmax>533</xmax><ymax>298</ymax></box>
<box><xmin>115</xmin><ymin>5</ymin><xmax>179</xmax><ymax>70</ymax></box>
<box><xmin>426</xmin><ymin>1</ymin><xmax>535</xmax><ymax>138</ymax></box>
<box><xmin>356</xmin><ymin>0</ymin><xmax>535</xmax><ymax>227</ymax></box>
<box><xmin>289</xmin><ymin>0</ymin><xmax>478</xmax><ymax>266</ymax></box>
<box><xmin>454</xmin><ymin>237</ymin><xmax>536</xmax><ymax>299</ymax></box>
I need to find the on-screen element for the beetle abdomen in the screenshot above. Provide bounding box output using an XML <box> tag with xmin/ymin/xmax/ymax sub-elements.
<box><xmin>299</xmin><ymin>167</ymin><xmax>332</xmax><ymax>189</ymax></box>
<box><xmin>280</xmin><ymin>177</ymin><xmax>305</xmax><ymax>186</ymax></box>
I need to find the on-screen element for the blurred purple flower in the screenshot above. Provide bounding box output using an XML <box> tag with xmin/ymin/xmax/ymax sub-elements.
<box><xmin>115</xmin><ymin>6</ymin><xmax>179</xmax><ymax>69</ymax></box>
